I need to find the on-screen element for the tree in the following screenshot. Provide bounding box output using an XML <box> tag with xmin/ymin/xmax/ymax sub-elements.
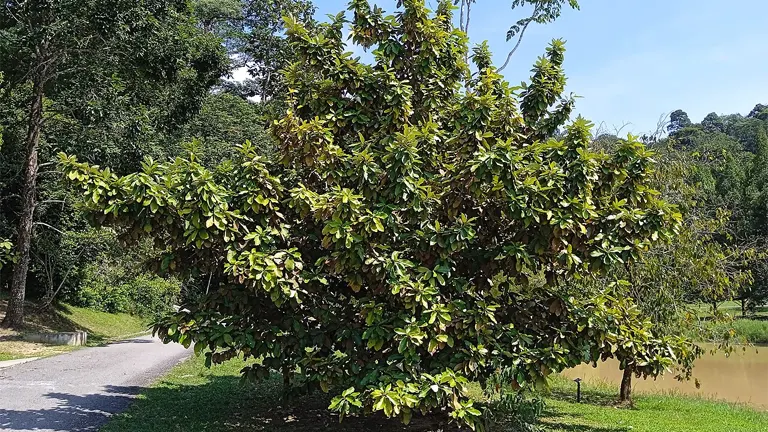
<box><xmin>0</xmin><ymin>0</ymin><xmax>227</xmax><ymax>329</ymax></box>
<box><xmin>571</xmin><ymin>142</ymin><xmax>724</xmax><ymax>402</ymax></box>
<box><xmin>653</xmin><ymin>105</ymin><xmax>768</xmax><ymax>322</ymax></box>
<box><xmin>744</xmin><ymin>127</ymin><xmax>768</xmax><ymax>234</ymax></box>
<box><xmin>667</xmin><ymin>109</ymin><xmax>692</xmax><ymax>134</ymax></box>
<box><xmin>701</xmin><ymin>112</ymin><xmax>724</xmax><ymax>133</ymax></box>
<box><xmin>62</xmin><ymin>1</ymin><xmax>693</xmax><ymax>428</ymax></box>
<box><xmin>195</xmin><ymin>0</ymin><xmax>315</xmax><ymax>101</ymax></box>
<box><xmin>177</xmin><ymin>92</ymin><xmax>273</xmax><ymax>167</ymax></box>
<box><xmin>748</xmin><ymin>103</ymin><xmax>768</xmax><ymax>121</ymax></box>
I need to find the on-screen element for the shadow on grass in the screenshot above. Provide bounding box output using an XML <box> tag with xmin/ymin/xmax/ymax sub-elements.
<box><xmin>541</xmin><ymin>408</ymin><xmax>630</xmax><ymax>432</ymax></box>
<box><xmin>102</xmin><ymin>374</ymin><xmax>466</xmax><ymax>432</ymax></box>
<box><xmin>1</xmin><ymin>300</ymin><xmax>149</xmax><ymax>346</ymax></box>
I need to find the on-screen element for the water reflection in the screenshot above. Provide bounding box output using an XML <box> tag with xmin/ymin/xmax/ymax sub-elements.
<box><xmin>563</xmin><ymin>345</ymin><xmax>768</xmax><ymax>409</ymax></box>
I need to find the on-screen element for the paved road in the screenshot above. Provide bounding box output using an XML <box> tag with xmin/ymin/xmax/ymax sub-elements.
<box><xmin>0</xmin><ymin>336</ymin><xmax>190</xmax><ymax>432</ymax></box>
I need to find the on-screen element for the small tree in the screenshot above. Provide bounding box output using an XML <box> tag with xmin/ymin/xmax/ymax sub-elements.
<box><xmin>62</xmin><ymin>1</ymin><xmax>695</xmax><ymax>428</ymax></box>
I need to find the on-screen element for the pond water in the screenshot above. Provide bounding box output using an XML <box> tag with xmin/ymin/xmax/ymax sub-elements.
<box><xmin>562</xmin><ymin>345</ymin><xmax>768</xmax><ymax>409</ymax></box>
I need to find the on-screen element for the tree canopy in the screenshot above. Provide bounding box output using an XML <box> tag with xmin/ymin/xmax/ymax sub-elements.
<box><xmin>61</xmin><ymin>0</ymin><xmax>695</xmax><ymax>428</ymax></box>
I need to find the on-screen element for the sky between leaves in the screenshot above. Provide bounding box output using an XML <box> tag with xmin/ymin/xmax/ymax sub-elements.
<box><xmin>233</xmin><ymin>0</ymin><xmax>768</xmax><ymax>136</ymax></box>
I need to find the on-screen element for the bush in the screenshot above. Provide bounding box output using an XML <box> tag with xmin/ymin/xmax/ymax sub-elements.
<box><xmin>61</xmin><ymin>1</ymin><xmax>692</xmax><ymax>429</ymax></box>
<box><xmin>44</xmin><ymin>228</ymin><xmax>182</xmax><ymax>318</ymax></box>
<box><xmin>78</xmin><ymin>276</ymin><xmax>179</xmax><ymax>317</ymax></box>
<box><xmin>73</xmin><ymin>271</ymin><xmax>180</xmax><ymax>318</ymax></box>
<box><xmin>483</xmin><ymin>391</ymin><xmax>545</xmax><ymax>432</ymax></box>
<box><xmin>702</xmin><ymin>318</ymin><xmax>768</xmax><ymax>345</ymax></box>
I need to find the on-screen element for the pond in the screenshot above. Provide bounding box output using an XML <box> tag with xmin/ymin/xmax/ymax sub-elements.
<box><xmin>562</xmin><ymin>345</ymin><xmax>768</xmax><ymax>409</ymax></box>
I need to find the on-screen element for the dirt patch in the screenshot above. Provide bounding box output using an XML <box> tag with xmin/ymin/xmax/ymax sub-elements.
<box><xmin>0</xmin><ymin>339</ymin><xmax>77</xmax><ymax>359</ymax></box>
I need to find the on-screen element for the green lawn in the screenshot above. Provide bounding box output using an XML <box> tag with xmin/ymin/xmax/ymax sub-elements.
<box><xmin>103</xmin><ymin>356</ymin><xmax>768</xmax><ymax>432</ymax></box>
<box><xmin>717</xmin><ymin>301</ymin><xmax>768</xmax><ymax>318</ymax></box>
<box><xmin>542</xmin><ymin>376</ymin><xmax>768</xmax><ymax>432</ymax></box>
<box><xmin>56</xmin><ymin>304</ymin><xmax>149</xmax><ymax>343</ymax></box>
<box><xmin>0</xmin><ymin>301</ymin><xmax>149</xmax><ymax>360</ymax></box>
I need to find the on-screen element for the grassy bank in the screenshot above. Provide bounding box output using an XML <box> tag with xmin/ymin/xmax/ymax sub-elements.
<box><xmin>690</xmin><ymin>301</ymin><xmax>768</xmax><ymax>345</ymax></box>
<box><xmin>103</xmin><ymin>355</ymin><xmax>768</xmax><ymax>432</ymax></box>
<box><xmin>0</xmin><ymin>299</ymin><xmax>149</xmax><ymax>361</ymax></box>
<box><xmin>704</xmin><ymin>318</ymin><xmax>768</xmax><ymax>344</ymax></box>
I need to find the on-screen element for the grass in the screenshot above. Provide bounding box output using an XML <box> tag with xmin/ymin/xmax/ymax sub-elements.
<box><xmin>102</xmin><ymin>355</ymin><xmax>460</xmax><ymax>432</ymax></box>
<box><xmin>705</xmin><ymin>319</ymin><xmax>768</xmax><ymax>344</ymax></box>
<box><xmin>103</xmin><ymin>356</ymin><xmax>768</xmax><ymax>432</ymax></box>
<box><xmin>689</xmin><ymin>301</ymin><xmax>768</xmax><ymax>345</ymax></box>
<box><xmin>55</xmin><ymin>304</ymin><xmax>150</xmax><ymax>343</ymax></box>
<box><xmin>542</xmin><ymin>376</ymin><xmax>768</xmax><ymax>432</ymax></box>
<box><xmin>0</xmin><ymin>299</ymin><xmax>149</xmax><ymax>361</ymax></box>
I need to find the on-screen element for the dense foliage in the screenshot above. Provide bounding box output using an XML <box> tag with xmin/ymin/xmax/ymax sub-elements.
<box><xmin>196</xmin><ymin>0</ymin><xmax>316</xmax><ymax>101</ymax></box>
<box><xmin>659</xmin><ymin>107</ymin><xmax>768</xmax><ymax>316</ymax></box>
<box><xmin>0</xmin><ymin>0</ymin><xmax>276</xmax><ymax>325</ymax></box>
<box><xmin>61</xmin><ymin>1</ymin><xmax>698</xmax><ymax>428</ymax></box>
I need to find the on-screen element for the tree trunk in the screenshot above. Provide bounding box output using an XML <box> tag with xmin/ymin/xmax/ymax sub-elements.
<box><xmin>619</xmin><ymin>365</ymin><xmax>633</xmax><ymax>403</ymax></box>
<box><xmin>1</xmin><ymin>74</ymin><xmax>45</xmax><ymax>329</ymax></box>
<box><xmin>282</xmin><ymin>364</ymin><xmax>292</xmax><ymax>402</ymax></box>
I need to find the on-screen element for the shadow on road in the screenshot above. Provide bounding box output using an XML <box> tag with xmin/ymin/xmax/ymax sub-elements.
<box><xmin>0</xmin><ymin>385</ymin><xmax>143</xmax><ymax>431</ymax></box>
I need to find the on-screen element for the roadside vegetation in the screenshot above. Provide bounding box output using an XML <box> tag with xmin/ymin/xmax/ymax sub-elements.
<box><xmin>0</xmin><ymin>296</ymin><xmax>148</xmax><ymax>361</ymax></box>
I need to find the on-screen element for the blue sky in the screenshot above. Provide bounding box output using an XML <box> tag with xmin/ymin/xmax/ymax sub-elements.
<box><xmin>309</xmin><ymin>0</ymin><xmax>768</xmax><ymax>135</ymax></box>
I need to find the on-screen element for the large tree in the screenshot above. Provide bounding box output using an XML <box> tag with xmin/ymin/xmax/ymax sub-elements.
<box><xmin>176</xmin><ymin>92</ymin><xmax>273</xmax><ymax>167</ymax></box>
<box><xmin>194</xmin><ymin>0</ymin><xmax>315</xmax><ymax>101</ymax></box>
<box><xmin>62</xmin><ymin>0</ymin><xmax>694</xmax><ymax>428</ymax></box>
<box><xmin>0</xmin><ymin>0</ymin><xmax>227</xmax><ymax>328</ymax></box>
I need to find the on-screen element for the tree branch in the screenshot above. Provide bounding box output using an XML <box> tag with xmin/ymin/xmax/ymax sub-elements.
<box><xmin>37</xmin><ymin>247</ymin><xmax>86</xmax><ymax>310</ymax></box>
<box><xmin>497</xmin><ymin>18</ymin><xmax>533</xmax><ymax>73</ymax></box>
<box><xmin>33</xmin><ymin>222</ymin><xmax>65</xmax><ymax>235</ymax></box>
<box><xmin>464</xmin><ymin>1</ymin><xmax>472</xmax><ymax>36</ymax></box>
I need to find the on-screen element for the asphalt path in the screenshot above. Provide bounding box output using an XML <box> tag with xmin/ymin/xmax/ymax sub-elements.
<box><xmin>0</xmin><ymin>336</ymin><xmax>190</xmax><ymax>431</ymax></box>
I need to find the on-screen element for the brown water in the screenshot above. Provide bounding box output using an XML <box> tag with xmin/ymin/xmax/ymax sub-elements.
<box><xmin>563</xmin><ymin>345</ymin><xmax>768</xmax><ymax>409</ymax></box>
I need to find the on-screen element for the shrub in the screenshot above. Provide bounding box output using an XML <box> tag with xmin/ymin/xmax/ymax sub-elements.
<box><xmin>483</xmin><ymin>391</ymin><xmax>545</xmax><ymax>432</ymax></box>
<box><xmin>73</xmin><ymin>270</ymin><xmax>180</xmax><ymax>318</ymax></box>
<box><xmin>61</xmin><ymin>0</ymin><xmax>696</xmax><ymax>429</ymax></box>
